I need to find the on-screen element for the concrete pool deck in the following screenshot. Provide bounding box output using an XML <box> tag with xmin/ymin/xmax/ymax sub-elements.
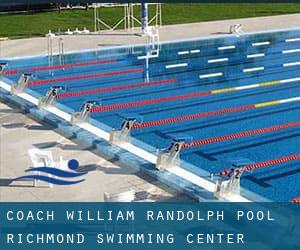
<box><xmin>0</xmin><ymin>101</ymin><xmax>191</xmax><ymax>201</ymax></box>
<box><xmin>0</xmin><ymin>14</ymin><xmax>299</xmax><ymax>201</ymax></box>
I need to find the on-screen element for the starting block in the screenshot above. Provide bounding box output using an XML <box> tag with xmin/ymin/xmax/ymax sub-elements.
<box><xmin>11</xmin><ymin>73</ymin><xmax>32</xmax><ymax>95</ymax></box>
<box><xmin>156</xmin><ymin>135</ymin><xmax>192</xmax><ymax>170</ymax></box>
<box><xmin>38</xmin><ymin>86</ymin><xmax>65</xmax><ymax>108</ymax></box>
<box><xmin>0</xmin><ymin>62</ymin><xmax>7</xmax><ymax>74</ymax></box>
<box><xmin>109</xmin><ymin>114</ymin><xmax>143</xmax><ymax>145</ymax></box>
<box><xmin>214</xmin><ymin>158</ymin><xmax>254</xmax><ymax>199</ymax></box>
<box><xmin>71</xmin><ymin>101</ymin><xmax>99</xmax><ymax>124</ymax></box>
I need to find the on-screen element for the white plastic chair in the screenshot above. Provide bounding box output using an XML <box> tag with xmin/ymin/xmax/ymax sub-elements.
<box><xmin>28</xmin><ymin>148</ymin><xmax>67</xmax><ymax>188</ymax></box>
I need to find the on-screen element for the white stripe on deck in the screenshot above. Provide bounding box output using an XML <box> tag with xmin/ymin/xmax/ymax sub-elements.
<box><xmin>208</xmin><ymin>58</ymin><xmax>228</xmax><ymax>63</ymax></box>
<box><xmin>166</xmin><ymin>63</ymin><xmax>188</xmax><ymax>69</ymax></box>
<box><xmin>218</xmin><ymin>45</ymin><xmax>235</xmax><ymax>50</ymax></box>
<box><xmin>247</xmin><ymin>53</ymin><xmax>265</xmax><ymax>58</ymax></box>
<box><xmin>285</xmin><ymin>38</ymin><xmax>300</xmax><ymax>43</ymax></box>
<box><xmin>200</xmin><ymin>72</ymin><xmax>223</xmax><ymax>79</ymax></box>
<box><xmin>283</xmin><ymin>61</ymin><xmax>300</xmax><ymax>67</ymax></box>
<box><xmin>243</xmin><ymin>67</ymin><xmax>264</xmax><ymax>73</ymax></box>
<box><xmin>252</xmin><ymin>41</ymin><xmax>270</xmax><ymax>46</ymax></box>
<box><xmin>282</xmin><ymin>49</ymin><xmax>300</xmax><ymax>54</ymax></box>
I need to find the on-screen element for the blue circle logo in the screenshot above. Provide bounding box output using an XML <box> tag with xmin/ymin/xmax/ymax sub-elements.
<box><xmin>68</xmin><ymin>159</ymin><xmax>79</xmax><ymax>170</ymax></box>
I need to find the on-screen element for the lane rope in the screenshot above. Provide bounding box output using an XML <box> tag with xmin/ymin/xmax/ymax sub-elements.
<box><xmin>131</xmin><ymin>96</ymin><xmax>300</xmax><ymax>129</ymax></box>
<box><xmin>28</xmin><ymin>68</ymin><xmax>143</xmax><ymax>86</ymax></box>
<box><xmin>182</xmin><ymin>121</ymin><xmax>300</xmax><ymax>148</ymax></box>
<box><xmin>90</xmin><ymin>77</ymin><xmax>300</xmax><ymax>113</ymax></box>
<box><xmin>291</xmin><ymin>197</ymin><xmax>300</xmax><ymax>203</ymax></box>
<box><xmin>3</xmin><ymin>59</ymin><xmax>118</xmax><ymax>75</ymax></box>
<box><xmin>241</xmin><ymin>154</ymin><xmax>300</xmax><ymax>172</ymax></box>
<box><xmin>57</xmin><ymin>78</ymin><xmax>177</xmax><ymax>98</ymax></box>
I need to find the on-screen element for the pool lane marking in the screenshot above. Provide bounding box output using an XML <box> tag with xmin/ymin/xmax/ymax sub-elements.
<box><xmin>0</xmin><ymin>79</ymin><xmax>250</xmax><ymax>202</ymax></box>
<box><xmin>131</xmin><ymin>96</ymin><xmax>300</xmax><ymax>129</ymax></box>
<box><xmin>285</xmin><ymin>38</ymin><xmax>300</xmax><ymax>43</ymax></box>
<box><xmin>165</xmin><ymin>63</ymin><xmax>188</xmax><ymax>69</ymax></box>
<box><xmin>218</xmin><ymin>45</ymin><xmax>235</xmax><ymax>50</ymax></box>
<box><xmin>282</xmin><ymin>49</ymin><xmax>300</xmax><ymax>54</ymax></box>
<box><xmin>137</xmin><ymin>54</ymin><xmax>159</xmax><ymax>60</ymax></box>
<box><xmin>243</xmin><ymin>67</ymin><xmax>264</xmax><ymax>73</ymax></box>
<box><xmin>27</xmin><ymin>68</ymin><xmax>144</xmax><ymax>86</ymax></box>
<box><xmin>190</xmin><ymin>49</ymin><xmax>201</xmax><ymax>54</ymax></box>
<box><xmin>177</xmin><ymin>49</ymin><xmax>201</xmax><ymax>55</ymax></box>
<box><xmin>247</xmin><ymin>53</ymin><xmax>265</xmax><ymax>58</ymax></box>
<box><xmin>57</xmin><ymin>78</ymin><xmax>177</xmax><ymax>99</ymax></box>
<box><xmin>283</xmin><ymin>61</ymin><xmax>300</xmax><ymax>67</ymax></box>
<box><xmin>3</xmin><ymin>59</ymin><xmax>118</xmax><ymax>75</ymax></box>
<box><xmin>182</xmin><ymin>121</ymin><xmax>300</xmax><ymax>148</ymax></box>
<box><xmin>199</xmin><ymin>72</ymin><xmax>223</xmax><ymax>79</ymax></box>
<box><xmin>208</xmin><ymin>58</ymin><xmax>228</xmax><ymax>63</ymax></box>
<box><xmin>252</xmin><ymin>41</ymin><xmax>270</xmax><ymax>46</ymax></box>
<box><xmin>177</xmin><ymin>51</ymin><xmax>190</xmax><ymax>55</ymax></box>
<box><xmin>90</xmin><ymin>77</ymin><xmax>300</xmax><ymax>113</ymax></box>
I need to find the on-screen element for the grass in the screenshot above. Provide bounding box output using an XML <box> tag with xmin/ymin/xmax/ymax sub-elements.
<box><xmin>0</xmin><ymin>3</ymin><xmax>299</xmax><ymax>39</ymax></box>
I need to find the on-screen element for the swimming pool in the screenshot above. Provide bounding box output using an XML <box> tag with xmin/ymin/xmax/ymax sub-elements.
<box><xmin>1</xmin><ymin>28</ymin><xmax>300</xmax><ymax>202</ymax></box>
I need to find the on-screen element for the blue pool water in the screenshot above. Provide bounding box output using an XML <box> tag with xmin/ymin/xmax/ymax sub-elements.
<box><xmin>2</xmin><ymin>28</ymin><xmax>300</xmax><ymax>201</ymax></box>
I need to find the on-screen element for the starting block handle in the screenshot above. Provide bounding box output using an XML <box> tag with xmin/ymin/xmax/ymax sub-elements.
<box><xmin>0</xmin><ymin>62</ymin><xmax>8</xmax><ymax>74</ymax></box>
<box><xmin>156</xmin><ymin>139</ymin><xmax>185</xmax><ymax>170</ymax></box>
<box><xmin>71</xmin><ymin>100</ymin><xmax>99</xmax><ymax>124</ymax></box>
<box><xmin>109</xmin><ymin>117</ymin><xmax>138</xmax><ymax>145</ymax></box>
<box><xmin>38</xmin><ymin>86</ymin><xmax>64</xmax><ymax>108</ymax></box>
<box><xmin>11</xmin><ymin>73</ymin><xmax>32</xmax><ymax>95</ymax></box>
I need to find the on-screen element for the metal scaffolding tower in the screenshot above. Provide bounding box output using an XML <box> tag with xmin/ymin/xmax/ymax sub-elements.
<box><xmin>93</xmin><ymin>3</ymin><xmax>162</xmax><ymax>32</ymax></box>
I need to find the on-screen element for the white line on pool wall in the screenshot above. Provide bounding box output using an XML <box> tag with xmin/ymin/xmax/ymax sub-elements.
<box><xmin>200</xmin><ymin>72</ymin><xmax>223</xmax><ymax>78</ymax></box>
<box><xmin>252</xmin><ymin>41</ymin><xmax>270</xmax><ymax>46</ymax></box>
<box><xmin>282</xmin><ymin>49</ymin><xmax>300</xmax><ymax>54</ymax></box>
<box><xmin>243</xmin><ymin>67</ymin><xmax>264</xmax><ymax>73</ymax></box>
<box><xmin>166</xmin><ymin>63</ymin><xmax>188</xmax><ymax>69</ymax></box>
<box><xmin>208</xmin><ymin>58</ymin><xmax>228</xmax><ymax>63</ymax></box>
<box><xmin>218</xmin><ymin>45</ymin><xmax>235</xmax><ymax>50</ymax></box>
<box><xmin>247</xmin><ymin>53</ymin><xmax>265</xmax><ymax>58</ymax></box>
<box><xmin>285</xmin><ymin>38</ymin><xmax>300</xmax><ymax>43</ymax></box>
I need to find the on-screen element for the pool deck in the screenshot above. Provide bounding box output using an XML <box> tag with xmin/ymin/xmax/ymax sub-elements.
<box><xmin>0</xmin><ymin>101</ymin><xmax>191</xmax><ymax>201</ymax></box>
<box><xmin>1</xmin><ymin>13</ymin><xmax>299</xmax><ymax>58</ymax></box>
<box><xmin>0</xmin><ymin>14</ymin><xmax>299</xmax><ymax>202</ymax></box>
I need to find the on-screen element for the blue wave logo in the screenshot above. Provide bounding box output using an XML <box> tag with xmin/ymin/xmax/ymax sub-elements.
<box><xmin>13</xmin><ymin>159</ymin><xmax>86</xmax><ymax>185</ymax></box>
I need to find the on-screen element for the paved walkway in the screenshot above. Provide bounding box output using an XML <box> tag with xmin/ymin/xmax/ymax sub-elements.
<box><xmin>1</xmin><ymin>14</ymin><xmax>299</xmax><ymax>58</ymax></box>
